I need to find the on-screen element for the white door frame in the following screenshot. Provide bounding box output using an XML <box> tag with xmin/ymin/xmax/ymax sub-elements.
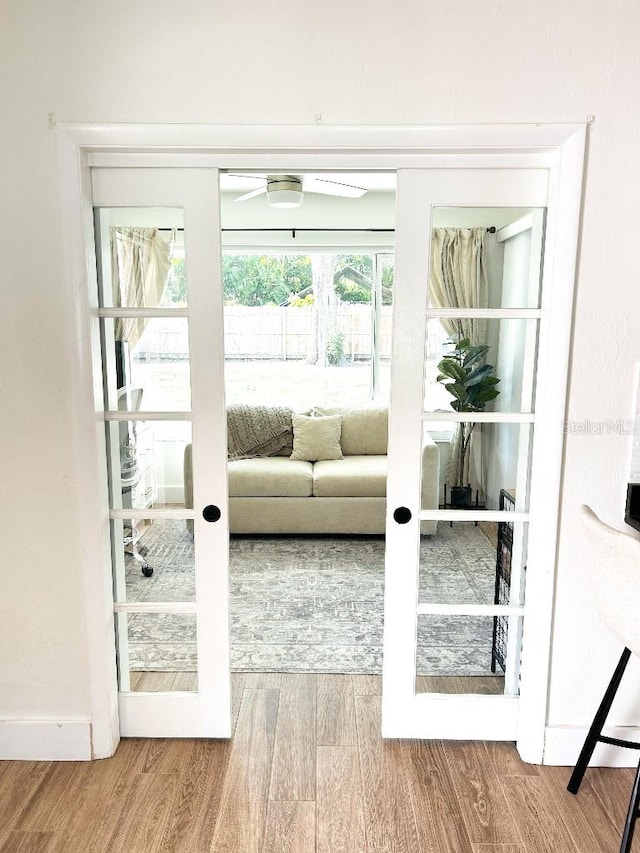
<box><xmin>57</xmin><ymin>123</ymin><xmax>585</xmax><ymax>759</ymax></box>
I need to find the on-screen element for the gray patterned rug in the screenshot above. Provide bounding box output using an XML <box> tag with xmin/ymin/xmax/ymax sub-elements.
<box><xmin>124</xmin><ymin>522</ymin><xmax>498</xmax><ymax>675</ymax></box>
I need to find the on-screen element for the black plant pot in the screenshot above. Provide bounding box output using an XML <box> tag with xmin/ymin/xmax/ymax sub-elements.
<box><xmin>450</xmin><ymin>485</ymin><xmax>473</xmax><ymax>508</ymax></box>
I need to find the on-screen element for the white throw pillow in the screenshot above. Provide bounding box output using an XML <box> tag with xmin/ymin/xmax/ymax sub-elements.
<box><xmin>290</xmin><ymin>414</ymin><xmax>343</xmax><ymax>462</ymax></box>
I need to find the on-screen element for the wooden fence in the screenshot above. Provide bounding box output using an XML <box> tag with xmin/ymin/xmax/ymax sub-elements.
<box><xmin>136</xmin><ymin>305</ymin><xmax>393</xmax><ymax>361</ymax></box>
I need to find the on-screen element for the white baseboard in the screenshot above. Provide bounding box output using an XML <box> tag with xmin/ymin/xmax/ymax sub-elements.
<box><xmin>544</xmin><ymin>724</ymin><xmax>640</xmax><ymax>767</ymax></box>
<box><xmin>0</xmin><ymin>719</ymin><xmax>92</xmax><ymax>761</ymax></box>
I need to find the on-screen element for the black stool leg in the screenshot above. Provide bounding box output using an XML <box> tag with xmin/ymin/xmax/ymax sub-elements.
<box><xmin>568</xmin><ymin>647</ymin><xmax>632</xmax><ymax>794</ymax></box>
<box><xmin>620</xmin><ymin>755</ymin><xmax>640</xmax><ymax>853</ymax></box>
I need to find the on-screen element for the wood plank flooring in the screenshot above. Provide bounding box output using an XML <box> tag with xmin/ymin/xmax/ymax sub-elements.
<box><xmin>1</xmin><ymin>674</ymin><xmax>638</xmax><ymax>852</ymax></box>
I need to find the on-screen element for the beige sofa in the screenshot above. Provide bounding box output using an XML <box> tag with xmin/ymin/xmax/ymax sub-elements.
<box><xmin>184</xmin><ymin>406</ymin><xmax>439</xmax><ymax>535</ymax></box>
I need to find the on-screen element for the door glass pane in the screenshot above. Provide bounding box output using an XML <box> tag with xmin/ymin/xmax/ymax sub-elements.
<box><xmin>112</xmin><ymin>519</ymin><xmax>195</xmax><ymax>603</ymax></box>
<box><xmin>424</xmin><ymin>318</ymin><xmax>539</xmax><ymax>414</ymax></box>
<box><xmin>414</xmin><ymin>613</ymin><xmax>522</xmax><ymax>695</ymax></box>
<box><xmin>419</xmin><ymin>519</ymin><xmax>527</xmax><ymax>607</ymax></box>
<box><xmin>415</xmin><ymin>613</ymin><xmax>496</xmax><ymax>680</ymax></box>
<box><xmin>95</xmin><ymin>208</ymin><xmax>186</xmax><ymax>308</ymax></box>
<box><xmin>116</xmin><ymin>612</ymin><xmax>198</xmax><ymax>693</ymax></box>
<box><xmin>428</xmin><ymin>208</ymin><xmax>545</xmax><ymax>309</ymax></box>
<box><xmin>419</xmin><ymin>524</ymin><xmax>498</xmax><ymax>606</ymax></box>
<box><xmin>102</xmin><ymin>318</ymin><xmax>191</xmax><ymax>412</ymax></box>
<box><xmin>423</xmin><ymin>422</ymin><xmax>533</xmax><ymax>514</ymax></box>
<box><xmin>105</xmin><ymin>420</ymin><xmax>192</xmax><ymax>510</ymax></box>
<box><xmin>374</xmin><ymin>254</ymin><xmax>394</xmax><ymax>403</ymax></box>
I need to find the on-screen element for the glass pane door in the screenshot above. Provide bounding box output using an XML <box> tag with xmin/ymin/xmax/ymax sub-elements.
<box><xmin>382</xmin><ymin>168</ymin><xmax>551</xmax><ymax>744</ymax></box>
<box><xmin>92</xmin><ymin>168</ymin><xmax>231</xmax><ymax>737</ymax></box>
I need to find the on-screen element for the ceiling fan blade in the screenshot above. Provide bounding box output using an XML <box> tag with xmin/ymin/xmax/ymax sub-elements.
<box><xmin>226</xmin><ymin>173</ymin><xmax>268</xmax><ymax>183</ymax></box>
<box><xmin>303</xmin><ymin>176</ymin><xmax>367</xmax><ymax>198</ymax></box>
<box><xmin>234</xmin><ymin>186</ymin><xmax>268</xmax><ymax>203</ymax></box>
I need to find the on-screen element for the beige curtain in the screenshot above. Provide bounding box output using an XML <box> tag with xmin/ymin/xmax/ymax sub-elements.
<box><xmin>110</xmin><ymin>227</ymin><xmax>172</xmax><ymax>348</ymax></box>
<box><xmin>429</xmin><ymin>228</ymin><xmax>490</xmax><ymax>497</ymax></box>
<box><xmin>430</xmin><ymin>227</ymin><xmax>488</xmax><ymax>345</ymax></box>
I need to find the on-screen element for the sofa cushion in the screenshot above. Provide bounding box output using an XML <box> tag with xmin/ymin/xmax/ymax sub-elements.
<box><xmin>314</xmin><ymin>407</ymin><xmax>388</xmax><ymax>455</ymax></box>
<box><xmin>228</xmin><ymin>457</ymin><xmax>313</xmax><ymax>497</ymax></box>
<box><xmin>290</xmin><ymin>414</ymin><xmax>343</xmax><ymax>462</ymax></box>
<box><xmin>313</xmin><ymin>455</ymin><xmax>387</xmax><ymax>498</ymax></box>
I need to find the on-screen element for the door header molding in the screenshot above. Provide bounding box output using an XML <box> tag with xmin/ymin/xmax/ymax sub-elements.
<box><xmin>58</xmin><ymin>121</ymin><xmax>585</xmax><ymax>157</ymax></box>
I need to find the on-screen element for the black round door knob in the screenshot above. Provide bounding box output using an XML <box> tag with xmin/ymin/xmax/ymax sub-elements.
<box><xmin>202</xmin><ymin>504</ymin><xmax>221</xmax><ymax>523</ymax></box>
<box><xmin>393</xmin><ymin>506</ymin><xmax>412</xmax><ymax>524</ymax></box>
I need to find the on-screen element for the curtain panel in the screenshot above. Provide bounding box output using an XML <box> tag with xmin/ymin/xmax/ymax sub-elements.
<box><xmin>429</xmin><ymin>227</ymin><xmax>488</xmax><ymax>345</ymax></box>
<box><xmin>429</xmin><ymin>228</ymin><xmax>490</xmax><ymax>498</ymax></box>
<box><xmin>110</xmin><ymin>227</ymin><xmax>172</xmax><ymax>348</ymax></box>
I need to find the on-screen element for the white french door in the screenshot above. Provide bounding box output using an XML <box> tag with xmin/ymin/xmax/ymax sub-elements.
<box><xmin>91</xmin><ymin>167</ymin><xmax>231</xmax><ymax>737</ymax></box>
<box><xmin>382</xmin><ymin>167</ymin><xmax>564</xmax><ymax>757</ymax></box>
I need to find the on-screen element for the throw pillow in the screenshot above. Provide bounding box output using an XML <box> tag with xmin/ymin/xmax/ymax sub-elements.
<box><xmin>314</xmin><ymin>406</ymin><xmax>388</xmax><ymax>455</ymax></box>
<box><xmin>290</xmin><ymin>414</ymin><xmax>343</xmax><ymax>462</ymax></box>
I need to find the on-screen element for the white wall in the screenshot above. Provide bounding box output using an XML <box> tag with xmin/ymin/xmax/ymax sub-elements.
<box><xmin>2</xmin><ymin>0</ymin><xmax>640</xmax><ymax>760</ymax></box>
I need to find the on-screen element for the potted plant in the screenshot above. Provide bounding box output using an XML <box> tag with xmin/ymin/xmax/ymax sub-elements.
<box><xmin>436</xmin><ymin>335</ymin><xmax>500</xmax><ymax>508</ymax></box>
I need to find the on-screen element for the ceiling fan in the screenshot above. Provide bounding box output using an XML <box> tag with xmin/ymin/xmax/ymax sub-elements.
<box><xmin>231</xmin><ymin>174</ymin><xmax>368</xmax><ymax>208</ymax></box>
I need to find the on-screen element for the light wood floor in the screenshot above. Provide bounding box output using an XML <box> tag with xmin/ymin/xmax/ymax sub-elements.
<box><xmin>128</xmin><ymin>672</ymin><xmax>507</xmax><ymax>695</ymax></box>
<box><xmin>1</xmin><ymin>673</ymin><xmax>638</xmax><ymax>853</ymax></box>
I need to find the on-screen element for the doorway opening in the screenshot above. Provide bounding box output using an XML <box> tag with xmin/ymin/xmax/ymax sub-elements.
<box><xmin>220</xmin><ymin>171</ymin><xmax>397</xmax><ymax>678</ymax></box>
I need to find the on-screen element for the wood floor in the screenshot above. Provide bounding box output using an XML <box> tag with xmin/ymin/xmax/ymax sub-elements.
<box><xmin>1</xmin><ymin>673</ymin><xmax>637</xmax><ymax>852</ymax></box>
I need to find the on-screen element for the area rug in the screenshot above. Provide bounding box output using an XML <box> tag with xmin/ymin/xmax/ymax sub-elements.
<box><xmin>124</xmin><ymin>522</ymin><xmax>498</xmax><ymax>676</ymax></box>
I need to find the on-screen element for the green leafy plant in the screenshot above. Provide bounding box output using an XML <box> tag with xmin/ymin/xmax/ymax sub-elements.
<box><xmin>437</xmin><ymin>336</ymin><xmax>500</xmax><ymax>493</ymax></box>
<box><xmin>326</xmin><ymin>329</ymin><xmax>346</xmax><ymax>366</ymax></box>
<box><xmin>288</xmin><ymin>293</ymin><xmax>314</xmax><ymax>307</ymax></box>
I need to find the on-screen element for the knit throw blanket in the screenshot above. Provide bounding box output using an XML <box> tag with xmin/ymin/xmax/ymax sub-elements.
<box><xmin>227</xmin><ymin>404</ymin><xmax>293</xmax><ymax>460</ymax></box>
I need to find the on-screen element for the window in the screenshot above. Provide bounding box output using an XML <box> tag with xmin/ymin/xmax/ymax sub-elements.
<box><xmin>220</xmin><ymin>251</ymin><xmax>394</xmax><ymax>410</ymax></box>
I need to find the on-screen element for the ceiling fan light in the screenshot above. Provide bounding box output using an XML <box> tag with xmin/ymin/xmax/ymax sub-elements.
<box><xmin>266</xmin><ymin>177</ymin><xmax>303</xmax><ymax>208</ymax></box>
<box><xmin>268</xmin><ymin>190</ymin><xmax>303</xmax><ymax>208</ymax></box>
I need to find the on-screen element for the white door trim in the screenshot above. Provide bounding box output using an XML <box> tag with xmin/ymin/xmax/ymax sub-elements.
<box><xmin>56</xmin><ymin>122</ymin><xmax>585</xmax><ymax>759</ymax></box>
